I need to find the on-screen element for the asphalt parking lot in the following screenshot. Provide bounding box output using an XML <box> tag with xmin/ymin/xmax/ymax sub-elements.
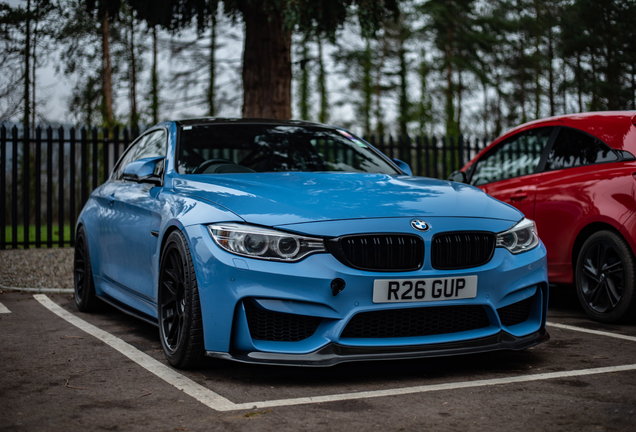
<box><xmin>1</xmin><ymin>286</ymin><xmax>635</xmax><ymax>431</ymax></box>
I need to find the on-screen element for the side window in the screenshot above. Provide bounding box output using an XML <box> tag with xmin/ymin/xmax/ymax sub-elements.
<box><xmin>112</xmin><ymin>135</ymin><xmax>148</xmax><ymax>180</ymax></box>
<box><xmin>111</xmin><ymin>129</ymin><xmax>167</xmax><ymax>181</ymax></box>
<box><xmin>135</xmin><ymin>129</ymin><xmax>167</xmax><ymax>161</ymax></box>
<box><xmin>545</xmin><ymin>127</ymin><xmax>617</xmax><ymax>171</ymax></box>
<box><xmin>471</xmin><ymin>127</ymin><xmax>553</xmax><ymax>186</ymax></box>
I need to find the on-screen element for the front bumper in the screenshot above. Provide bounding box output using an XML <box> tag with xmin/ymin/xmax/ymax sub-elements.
<box><xmin>184</xmin><ymin>216</ymin><xmax>550</xmax><ymax>366</ymax></box>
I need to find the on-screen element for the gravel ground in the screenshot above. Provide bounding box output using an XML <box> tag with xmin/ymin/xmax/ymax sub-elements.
<box><xmin>0</xmin><ymin>248</ymin><xmax>74</xmax><ymax>289</ymax></box>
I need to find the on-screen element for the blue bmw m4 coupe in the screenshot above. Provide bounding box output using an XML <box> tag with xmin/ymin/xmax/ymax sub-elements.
<box><xmin>74</xmin><ymin>118</ymin><xmax>549</xmax><ymax>368</ymax></box>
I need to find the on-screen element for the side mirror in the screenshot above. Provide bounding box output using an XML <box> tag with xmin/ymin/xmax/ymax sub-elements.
<box><xmin>448</xmin><ymin>170</ymin><xmax>467</xmax><ymax>183</ymax></box>
<box><xmin>122</xmin><ymin>156</ymin><xmax>165</xmax><ymax>186</ymax></box>
<box><xmin>392</xmin><ymin>159</ymin><xmax>413</xmax><ymax>176</ymax></box>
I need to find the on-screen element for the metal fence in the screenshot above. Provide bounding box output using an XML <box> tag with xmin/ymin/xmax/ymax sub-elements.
<box><xmin>0</xmin><ymin>125</ymin><xmax>489</xmax><ymax>249</ymax></box>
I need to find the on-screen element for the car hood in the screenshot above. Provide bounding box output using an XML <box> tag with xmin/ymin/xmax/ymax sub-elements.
<box><xmin>172</xmin><ymin>172</ymin><xmax>522</xmax><ymax>226</ymax></box>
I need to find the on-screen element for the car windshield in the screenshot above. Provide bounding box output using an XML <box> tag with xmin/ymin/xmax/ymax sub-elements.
<box><xmin>177</xmin><ymin>124</ymin><xmax>399</xmax><ymax>175</ymax></box>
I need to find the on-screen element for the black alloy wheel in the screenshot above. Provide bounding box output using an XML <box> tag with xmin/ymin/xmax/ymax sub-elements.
<box><xmin>575</xmin><ymin>230</ymin><xmax>636</xmax><ymax>323</ymax></box>
<box><xmin>74</xmin><ymin>226</ymin><xmax>99</xmax><ymax>312</ymax></box>
<box><xmin>158</xmin><ymin>230</ymin><xmax>205</xmax><ymax>369</ymax></box>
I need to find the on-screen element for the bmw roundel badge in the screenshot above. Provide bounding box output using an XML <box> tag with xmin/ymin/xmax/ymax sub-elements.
<box><xmin>411</xmin><ymin>220</ymin><xmax>430</xmax><ymax>232</ymax></box>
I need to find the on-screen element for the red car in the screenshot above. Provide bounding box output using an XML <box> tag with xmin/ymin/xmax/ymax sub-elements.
<box><xmin>452</xmin><ymin>111</ymin><xmax>636</xmax><ymax>323</ymax></box>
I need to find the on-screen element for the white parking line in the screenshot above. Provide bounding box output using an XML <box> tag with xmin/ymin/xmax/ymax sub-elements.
<box><xmin>34</xmin><ymin>294</ymin><xmax>636</xmax><ymax>412</ymax></box>
<box><xmin>33</xmin><ymin>294</ymin><xmax>236</xmax><ymax>412</ymax></box>
<box><xmin>547</xmin><ymin>321</ymin><xmax>636</xmax><ymax>342</ymax></box>
<box><xmin>229</xmin><ymin>364</ymin><xmax>636</xmax><ymax>410</ymax></box>
<box><xmin>0</xmin><ymin>301</ymin><xmax>10</xmax><ymax>314</ymax></box>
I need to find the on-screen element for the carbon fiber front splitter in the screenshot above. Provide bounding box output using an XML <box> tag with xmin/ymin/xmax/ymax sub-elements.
<box><xmin>206</xmin><ymin>329</ymin><xmax>550</xmax><ymax>367</ymax></box>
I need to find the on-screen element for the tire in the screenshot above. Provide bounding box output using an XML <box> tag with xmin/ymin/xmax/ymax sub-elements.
<box><xmin>74</xmin><ymin>226</ymin><xmax>99</xmax><ymax>312</ymax></box>
<box><xmin>575</xmin><ymin>230</ymin><xmax>636</xmax><ymax>323</ymax></box>
<box><xmin>158</xmin><ymin>230</ymin><xmax>205</xmax><ymax>369</ymax></box>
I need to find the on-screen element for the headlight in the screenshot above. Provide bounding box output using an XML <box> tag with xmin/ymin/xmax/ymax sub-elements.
<box><xmin>208</xmin><ymin>223</ymin><xmax>326</xmax><ymax>262</ymax></box>
<box><xmin>496</xmin><ymin>218</ymin><xmax>540</xmax><ymax>254</ymax></box>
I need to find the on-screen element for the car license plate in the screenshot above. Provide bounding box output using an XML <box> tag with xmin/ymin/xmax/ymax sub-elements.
<box><xmin>372</xmin><ymin>276</ymin><xmax>478</xmax><ymax>303</ymax></box>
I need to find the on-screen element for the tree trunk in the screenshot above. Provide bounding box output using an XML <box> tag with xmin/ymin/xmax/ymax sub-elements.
<box><xmin>24</xmin><ymin>0</ymin><xmax>31</xmax><ymax>134</ymax></box>
<box><xmin>101</xmin><ymin>11</ymin><xmax>114</xmax><ymax>128</ymax></box>
<box><xmin>374</xmin><ymin>33</ymin><xmax>388</xmax><ymax>137</ymax></box>
<box><xmin>548</xmin><ymin>25</ymin><xmax>555</xmax><ymax>116</ymax></box>
<box><xmin>31</xmin><ymin>10</ymin><xmax>37</xmax><ymax>133</ymax></box>
<box><xmin>241</xmin><ymin>6</ymin><xmax>291</xmax><ymax>119</ymax></box>
<box><xmin>151</xmin><ymin>26</ymin><xmax>159</xmax><ymax>124</ymax></box>
<box><xmin>207</xmin><ymin>11</ymin><xmax>216</xmax><ymax>117</ymax></box>
<box><xmin>317</xmin><ymin>39</ymin><xmax>329</xmax><ymax>124</ymax></box>
<box><xmin>444</xmin><ymin>24</ymin><xmax>456</xmax><ymax>137</ymax></box>
<box><xmin>576</xmin><ymin>52</ymin><xmax>583</xmax><ymax>112</ymax></box>
<box><xmin>398</xmin><ymin>36</ymin><xmax>409</xmax><ymax>138</ymax></box>
<box><xmin>129</xmin><ymin>14</ymin><xmax>139</xmax><ymax>130</ymax></box>
<box><xmin>362</xmin><ymin>39</ymin><xmax>372</xmax><ymax>136</ymax></box>
<box><xmin>457</xmin><ymin>71</ymin><xmax>463</xmax><ymax>134</ymax></box>
<box><xmin>298</xmin><ymin>34</ymin><xmax>310</xmax><ymax>120</ymax></box>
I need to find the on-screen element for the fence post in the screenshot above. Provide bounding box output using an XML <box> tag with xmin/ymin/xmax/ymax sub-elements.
<box><xmin>81</xmin><ymin>128</ymin><xmax>88</xmax><ymax>210</ymax></box>
<box><xmin>46</xmin><ymin>127</ymin><xmax>53</xmax><ymax>248</ymax></box>
<box><xmin>415</xmin><ymin>136</ymin><xmax>422</xmax><ymax>176</ymax></box>
<box><xmin>458</xmin><ymin>134</ymin><xmax>465</xmax><ymax>168</ymax></box>
<box><xmin>103</xmin><ymin>127</ymin><xmax>109</xmax><ymax>183</ymax></box>
<box><xmin>441</xmin><ymin>137</ymin><xmax>448</xmax><ymax>179</ymax></box>
<box><xmin>69</xmin><ymin>127</ymin><xmax>76</xmax><ymax>246</ymax></box>
<box><xmin>0</xmin><ymin>126</ymin><xmax>5</xmax><ymax>250</ymax></box>
<box><xmin>92</xmin><ymin>127</ymin><xmax>99</xmax><ymax>190</ymax></box>
<box><xmin>23</xmin><ymin>128</ymin><xmax>30</xmax><ymax>248</ymax></box>
<box><xmin>432</xmin><ymin>136</ymin><xmax>438</xmax><ymax>179</ymax></box>
<box><xmin>58</xmin><ymin>126</ymin><xmax>64</xmax><ymax>248</ymax></box>
<box><xmin>113</xmin><ymin>125</ymin><xmax>120</xmax><ymax>162</ymax></box>
<box><xmin>35</xmin><ymin>127</ymin><xmax>42</xmax><ymax>248</ymax></box>
<box><xmin>11</xmin><ymin>126</ymin><xmax>18</xmax><ymax>249</ymax></box>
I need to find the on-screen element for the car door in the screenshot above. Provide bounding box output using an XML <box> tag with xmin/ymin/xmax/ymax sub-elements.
<box><xmin>469</xmin><ymin>127</ymin><xmax>558</xmax><ymax>220</ymax></box>
<box><xmin>534</xmin><ymin>126</ymin><xmax>625</xmax><ymax>283</ymax></box>
<box><xmin>99</xmin><ymin>129</ymin><xmax>167</xmax><ymax>305</ymax></box>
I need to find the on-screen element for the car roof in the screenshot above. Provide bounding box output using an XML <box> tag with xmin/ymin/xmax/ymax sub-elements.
<box><xmin>174</xmin><ymin>117</ymin><xmax>331</xmax><ymax>128</ymax></box>
<box><xmin>499</xmin><ymin>111</ymin><xmax>636</xmax><ymax>151</ymax></box>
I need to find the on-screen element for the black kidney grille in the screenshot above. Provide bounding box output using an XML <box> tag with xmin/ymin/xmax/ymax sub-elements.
<box><xmin>497</xmin><ymin>297</ymin><xmax>532</xmax><ymax>327</ymax></box>
<box><xmin>329</xmin><ymin>234</ymin><xmax>424</xmax><ymax>271</ymax></box>
<box><xmin>244</xmin><ymin>301</ymin><xmax>322</xmax><ymax>342</ymax></box>
<box><xmin>341</xmin><ymin>305</ymin><xmax>490</xmax><ymax>338</ymax></box>
<box><xmin>432</xmin><ymin>232</ymin><xmax>495</xmax><ymax>269</ymax></box>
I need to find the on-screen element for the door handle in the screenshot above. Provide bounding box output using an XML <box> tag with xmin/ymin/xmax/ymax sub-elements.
<box><xmin>107</xmin><ymin>194</ymin><xmax>115</xmax><ymax>207</ymax></box>
<box><xmin>510</xmin><ymin>190</ymin><xmax>527</xmax><ymax>201</ymax></box>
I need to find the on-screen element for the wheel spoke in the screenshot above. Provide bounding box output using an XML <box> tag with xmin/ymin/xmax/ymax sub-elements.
<box><xmin>583</xmin><ymin>280</ymin><xmax>603</xmax><ymax>303</ymax></box>
<box><xmin>596</xmin><ymin>243</ymin><xmax>608</xmax><ymax>272</ymax></box>
<box><xmin>582</xmin><ymin>264</ymin><xmax>599</xmax><ymax>283</ymax></box>
<box><xmin>169</xmin><ymin>252</ymin><xmax>183</xmax><ymax>286</ymax></box>
<box><xmin>603</xmin><ymin>260</ymin><xmax>623</xmax><ymax>275</ymax></box>
<box><xmin>160</xmin><ymin>245</ymin><xmax>188</xmax><ymax>352</ymax></box>
<box><xmin>162</xmin><ymin>279</ymin><xmax>178</xmax><ymax>298</ymax></box>
<box><xmin>605</xmin><ymin>278</ymin><xmax>622</xmax><ymax>308</ymax></box>
<box><xmin>167</xmin><ymin>315</ymin><xmax>181</xmax><ymax>345</ymax></box>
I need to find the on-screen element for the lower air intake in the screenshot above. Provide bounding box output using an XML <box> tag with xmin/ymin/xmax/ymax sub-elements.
<box><xmin>244</xmin><ymin>300</ymin><xmax>322</xmax><ymax>342</ymax></box>
<box><xmin>497</xmin><ymin>297</ymin><xmax>532</xmax><ymax>327</ymax></box>
<box><xmin>341</xmin><ymin>305</ymin><xmax>490</xmax><ymax>338</ymax></box>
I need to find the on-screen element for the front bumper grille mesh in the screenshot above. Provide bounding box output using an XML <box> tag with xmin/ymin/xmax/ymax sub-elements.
<box><xmin>497</xmin><ymin>297</ymin><xmax>532</xmax><ymax>326</ymax></box>
<box><xmin>327</xmin><ymin>234</ymin><xmax>424</xmax><ymax>272</ymax></box>
<box><xmin>244</xmin><ymin>301</ymin><xmax>322</xmax><ymax>342</ymax></box>
<box><xmin>341</xmin><ymin>305</ymin><xmax>490</xmax><ymax>338</ymax></box>
<box><xmin>432</xmin><ymin>232</ymin><xmax>496</xmax><ymax>269</ymax></box>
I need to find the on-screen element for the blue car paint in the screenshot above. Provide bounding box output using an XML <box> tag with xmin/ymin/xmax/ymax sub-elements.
<box><xmin>76</xmin><ymin>119</ymin><xmax>549</xmax><ymax>365</ymax></box>
<box><xmin>171</xmin><ymin>172</ymin><xmax>523</xmax><ymax>226</ymax></box>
